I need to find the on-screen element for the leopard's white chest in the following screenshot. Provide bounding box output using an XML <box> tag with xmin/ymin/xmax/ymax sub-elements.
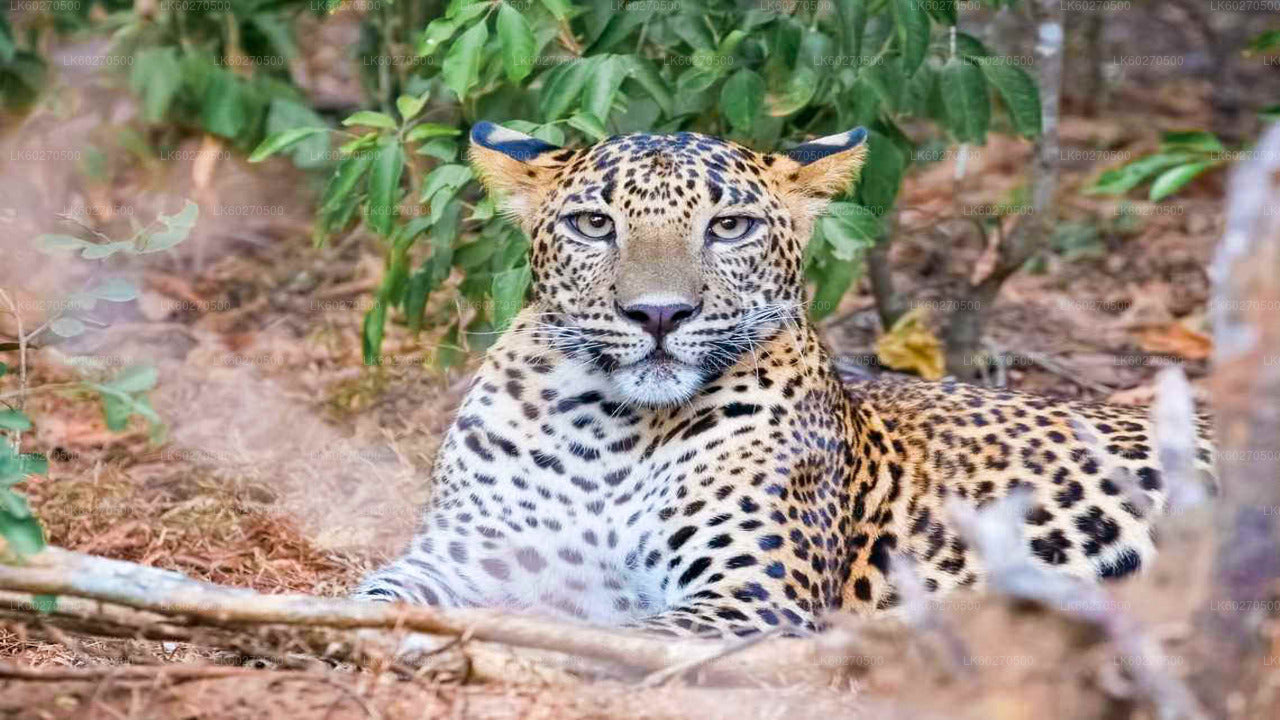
<box><xmin>417</xmin><ymin>358</ymin><xmax>681</xmax><ymax>623</ymax></box>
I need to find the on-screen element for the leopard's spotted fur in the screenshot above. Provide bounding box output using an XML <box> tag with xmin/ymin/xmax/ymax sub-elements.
<box><xmin>354</xmin><ymin>123</ymin><xmax>1216</xmax><ymax>636</ymax></box>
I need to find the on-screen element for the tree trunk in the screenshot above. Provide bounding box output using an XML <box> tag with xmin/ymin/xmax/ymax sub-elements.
<box><xmin>866</xmin><ymin>212</ymin><xmax>907</xmax><ymax>331</ymax></box>
<box><xmin>945</xmin><ymin>0</ymin><xmax>1062</xmax><ymax>381</ymax></box>
<box><xmin>1193</xmin><ymin>123</ymin><xmax>1280</xmax><ymax>717</ymax></box>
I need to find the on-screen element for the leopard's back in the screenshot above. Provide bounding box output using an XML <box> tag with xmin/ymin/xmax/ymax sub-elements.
<box><xmin>839</xmin><ymin>377</ymin><xmax>1216</xmax><ymax>610</ymax></box>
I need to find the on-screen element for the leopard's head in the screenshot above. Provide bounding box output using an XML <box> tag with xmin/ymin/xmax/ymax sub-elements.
<box><xmin>470</xmin><ymin>123</ymin><xmax>867</xmax><ymax>407</ymax></box>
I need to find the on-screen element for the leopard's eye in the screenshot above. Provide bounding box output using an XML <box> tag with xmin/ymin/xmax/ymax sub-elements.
<box><xmin>569</xmin><ymin>212</ymin><xmax>615</xmax><ymax>240</ymax></box>
<box><xmin>707</xmin><ymin>216</ymin><xmax>756</xmax><ymax>242</ymax></box>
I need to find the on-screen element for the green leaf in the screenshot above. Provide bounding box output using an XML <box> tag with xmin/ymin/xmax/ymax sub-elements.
<box><xmin>924</xmin><ymin>0</ymin><xmax>957</xmax><ymax>25</ymax></box>
<box><xmin>626</xmin><ymin>57</ymin><xmax>673</xmax><ymax>117</ymax></box>
<box><xmin>0</xmin><ymin>506</ymin><xmax>44</xmax><ymax>557</ymax></box>
<box><xmin>442</xmin><ymin>19</ymin><xmax>489</xmax><ymax>100</ymax></box>
<box><xmin>470</xmin><ymin>197</ymin><xmax>495</xmax><ymax>222</ymax></box>
<box><xmin>491</xmin><ymin>264</ymin><xmax>531</xmax><ymax>330</ymax></box>
<box><xmin>447</xmin><ymin>0</ymin><xmax>489</xmax><ymax>22</ymax></box>
<box><xmin>1245</xmin><ymin>30</ymin><xmax>1280</xmax><ymax>56</ymax></box>
<box><xmin>954</xmin><ymin>32</ymin><xmax>992</xmax><ymax>59</ymax></box>
<box><xmin>1161</xmin><ymin>130</ymin><xmax>1225</xmax><ymax>154</ymax></box>
<box><xmin>419</xmin><ymin>164</ymin><xmax>475</xmax><ymax>214</ymax></box>
<box><xmin>0</xmin><ymin>450</ymin><xmax>47</xmax><ymax>485</ymax></box>
<box><xmin>80</xmin><ymin>242</ymin><xmax>131</xmax><ymax>260</ymax></box>
<box><xmin>975</xmin><ymin>58</ymin><xmax>1041</xmax><ymax>138</ymax></box>
<box><xmin>718</xmin><ymin>29</ymin><xmax>748</xmax><ymax>57</ymax></box>
<box><xmin>36</xmin><ymin>234</ymin><xmax>90</xmax><ymax>254</ymax></box>
<box><xmin>586</xmin><ymin>12</ymin><xmax>646</xmax><ymax>54</ymax></box>
<box><xmin>0</xmin><ymin>410</ymin><xmax>31</xmax><ymax>432</ymax></box>
<box><xmin>315</xmin><ymin>151</ymin><xmax>375</xmax><ymax>244</ymax></box>
<box><xmin>418</xmin><ymin>18</ymin><xmax>459</xmax><ymax>56</ymax></box>
<box><xmin>405</xmin><ymin>123</ymin><xmax>463</xmax><ymax>143</ymax></box>
<box><xmin>125</xmin><ymin>394</ymin><xmax>161</xmax><ymax>430</ymax></box>
<box><xmin>435</xmin><ymin>322</ymin><xmax>465</xmax><ymax>370</ymax></box>
<box><xmin>862</xmin><ymin>58</ymin><xmax>905</xmax><ymax>113</ymax></box>
<box><xmin>582</xmin><ymin>55</ymin><xmax>628</xmax><ymax>122</ymax></box>
<box><xmin>721</xmin><ymin>70</ymin><xmax>765</xmax><ymax>132</ymax></box>
<box><xmin>855</xmin><ymin>132</ymin><xmax>906</xmax><ymax>213</ymax></box>
<box><xmin>343</xmin><ymin>111</ymin><xmax>398</xmax><ymax>131</ymax></box>
<box><xmin>567</xmin><ymin>112</ymin><xmax>608</xmax><ymax>141</ymax></box>
<box><xmin>940</xmin><ymin>57</ymin><xmax>989</xmax><ymax>143</ymax></box>
<box><xmin>0</xmin><ymin>487</ymin><xmax>32</xmax><ymax>519</ymax></box>
<box><xmin>0</xmin><ymin>16</ymin><xmax>15</xmax><ymax>64</ymax></box>
<box><xmin>676</xmin><ymin>66</ymin><xmax>721</xmax><ymax>96</ymax></box>
<box><xmin>454</xmin><ymin>238</ymin><xmax>499</xmax><ymax>271</ymax></box>
<box><xmin>367</xmin><ymin>140</ymin><xmax>406</xmax><ymax>237</ymax></box>
<box><xmin>396</xmin><ymin>92</ymin><xmax>429</xmax><ymax>123</ymax></box>
<box><xmin>249</xmin><ymin>127</ymin><xmax>328</xmax><ymax>163</ymax></box>
<box><xmin>809</xmin><ymin>256</ymin><xmax>860</xmax><ymax>321</ymax></box>
<box><xmin>531</xmin><ymin>124</ymin><xmax>566</xmax><ymax>146</ymax></box>
<box><xmin>768</xmin><ymin>66</ymin><xmax>818</xmax><ymax>117</ymax></box>
<box><xmin>497</xmin><ymin>3</ymin><xmax>536</xmax><ymax>83</ymax></box>
<box><xmin>672</xmin><ymin>18</ymin><xmax>715</xmax><ymax>51</ymax></box>
<box><xmin>130</xmin><ymin>48</ymin><xmax>182</xmax><ymax>123</ymax></box>
<box><xmin>891</xmin><ymin>0</ymin><xmax>931</xmax><ymax>74</ymax></box>
<box><xmin>1087</xmin><ymin>153</ymin><xmax>1192</xmax><ymax>196</ymax></box>
<box><xmin>820</xmin><ymin>204</ymin><xmax>881</xmax><ymax>260</ymax></box>
<box><xmin>362</xmin><ymin>299</ymin><xmax>388</xmax><ymax>365</ymax></box>
<box><xmin>265</xmin><ymin>99</ymin><xmax>332</xmax><ymax>170</ymax></box>
<box><xmin>340</xmin><ymin>134</ymin><xmax>379</xmax><ymax>155</ymax></box>
<box><xmin>136</xmin><ymin>201</ymin><xmax>198</xmax><ymax>253</ymax></box>
<box><xmin>65</xmin><ymin>293</ymin><xmax>97</xmax><ymax>312</ymax></box>
<box><xmin>417</xmin><ymin>138</ymin><xmax>459</xmax><ymax>162</ymax></box>
<box><xmin>404</xmin><ymin>269</ymin><xmax>435</xmax><ymax>335</ymax></box>
<box><xmin>200</xmin><ymin>70</ymin><xmax>247</xmax><ymax>139</ymax></box>
<box><xmin>89</xmin><ymin>278</ymin><xmax>138</xmax><ymax>303</ymax></box>
<box><xmin>541</xmin><ymin>59</ymin><xmax>593</xmax><ymax>121</ymax></box>
<box><xmin>103</xmin><ymin>365</ymin><xmax>158</xmax><ymax>394</ymax></box>
<box><xmin>0</xmin><ymin>362</ymin><xmax>7</xmax><ymax>378</ymax></box>
<box><xmin>539</xmin><ymin>0</ymin><xmax>572</xmax><ymax>21</ymax></box>
<box><xmin>101</xmin><ymin>393</ymin><xmax>130</xmax><ymax>431</ymax></box>
<box><xmin>50</xmin><ymin>317</ymin><xmax>85</xmax><ymax>338</ymax></box>
<box><xmin>1149</xmin><ymin>162</ymin><xmax>1214</xmax><ymax>202</ymax></box>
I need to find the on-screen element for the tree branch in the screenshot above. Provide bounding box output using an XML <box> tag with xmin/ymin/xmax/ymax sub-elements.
<box><xmin>0</xmin><ymin>545</ymin><xmax>873</xmax><ymax>687</ymax></box>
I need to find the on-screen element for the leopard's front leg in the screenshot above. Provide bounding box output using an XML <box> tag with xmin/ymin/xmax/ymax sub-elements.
<box><xmin>353</xmin><ymin>552</ymin><xmax>468</xmax><ymax>608</ymax></box>
<box><xmin>627</xmin><ymin>525</ymin><xmax>826</xmax><ymax>638</ymax></box>
<box><xmin>631</xmin><ymin>598</ymin><xmax>816</xmax><ymax>638</ymax></box>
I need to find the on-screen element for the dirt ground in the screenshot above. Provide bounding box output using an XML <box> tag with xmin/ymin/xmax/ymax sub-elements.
<box><xmin>1</xmin><ymin>6</ymin><xmax>1277</xmax><ymax>719</ymax></box>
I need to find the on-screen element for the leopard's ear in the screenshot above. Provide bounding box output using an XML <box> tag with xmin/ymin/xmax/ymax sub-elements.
<box><xmin>768</xmin><ymin>127</ymin><xmax>869</xmax><ymax>200</ymax></box>
<box><xmin>469</xmin><ymin>122</ymin><xmax>574</xmax><ymax>222</ymax></box>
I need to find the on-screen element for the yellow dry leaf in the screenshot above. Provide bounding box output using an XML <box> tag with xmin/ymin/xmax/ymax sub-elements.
<box><xmin>875</xmin><ymin>307</ymin><xmax>946</xmax><ymax>380</ymax></box>
<box><xmin>1136</xmin><ymin>322</ymin><xmax>1212</xmax><ymax>361</ymax></box>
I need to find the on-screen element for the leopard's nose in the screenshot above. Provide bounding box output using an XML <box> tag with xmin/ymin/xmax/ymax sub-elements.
<box><xmin>618</xmin><ymin>301</ymin><xmax>701</xmax><ymax>342</ymax></box>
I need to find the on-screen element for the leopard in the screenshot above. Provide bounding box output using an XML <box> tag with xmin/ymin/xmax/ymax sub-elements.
<box><xmin>353</xmin><ymin>121</ymin><xmax>1217</xmax><ymax>637</ymax></box>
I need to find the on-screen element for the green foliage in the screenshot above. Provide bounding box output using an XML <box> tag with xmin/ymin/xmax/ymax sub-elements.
<box><xmin>0</xmin><ymin>12</ymin><xmax>49</xmax><ymax>110</ymax></box>
<box><xmin>252</xmin><ymin>0</ymin><xmax>1042</xmax><ymax>363</ymax></box>
<box><xmin>108</xmin><ymin>0</ymin><xmax>323</xmax><ymax>152</ymax></box>
<box><xmin>1</xmin><ymin>203</ymin><xmax>197</xmax><ymax>561</ymax></box>
<box><xmin>1088</xmin><ymin>130</ymin><xmax>1227</xmax><ymax>202</ymax></box>
<box><xmin>1244</xmin><ymin>29</ymin><xmax>1280</xmax><ymax>57</ymax></box>
<box><xmin>0</xmin><ymin>435</ymin><xmax>48</xmax><ymax>559</ymax></box>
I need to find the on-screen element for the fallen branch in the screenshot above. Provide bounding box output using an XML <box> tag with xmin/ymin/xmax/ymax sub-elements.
<box><xmin>0</xmin><ymin>661</ymin><xmax>307</xmax><ymax>683</ymax></box>
<box><xmin>0</xmin><ymin>545</ymin><xmax>875</xmax><ymax>687</ymax></box>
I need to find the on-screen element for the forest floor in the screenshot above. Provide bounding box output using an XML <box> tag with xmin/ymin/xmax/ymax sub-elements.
<box><xmin>0</xmin><ymin>9</ymin><xmax>1275</xmax><ymax>719</ymax></box>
